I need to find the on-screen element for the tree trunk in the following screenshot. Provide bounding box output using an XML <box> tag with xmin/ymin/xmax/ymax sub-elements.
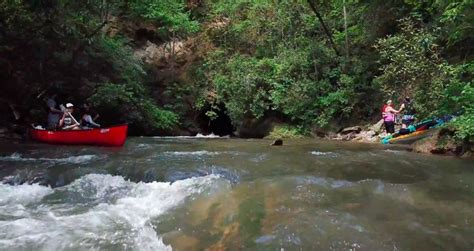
<box><xmin>343</xmin><ymin>0</ymin><xmax>349</xmax><ymax>59</ymax></box>
<box><xmin>307</xmin><ymin>0</ymin><xmax>340</xmax><ymax>56</ymax></box>
<box><xmin>101</xmin><ymin>0</ymin><xmax>109</xmax><ymax>36</ymax></box>
<box><xmin>170</xmin><ymin>31</ymin><xmax>177</xmax><ymax>81</ymax></box>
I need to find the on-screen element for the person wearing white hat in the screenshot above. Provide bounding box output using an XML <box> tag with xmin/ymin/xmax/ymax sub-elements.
<box><xmin>59</xmin><ymin>103</ymin><xmax>80</xmax><ymax>130</ymax></box>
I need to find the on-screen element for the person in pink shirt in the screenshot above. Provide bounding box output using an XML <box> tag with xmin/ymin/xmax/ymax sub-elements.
<box><xmin>382</xmin><ymin>100</ymin><xmax>401</xmax><ymax>134</ymax></box>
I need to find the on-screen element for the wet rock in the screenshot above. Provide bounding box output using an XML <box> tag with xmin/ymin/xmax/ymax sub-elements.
<box><xmin>369</xmin><ymin>119</ymin><xmax>384</xmax><ymax>133</ymax></box>
<box><xmin>413</xmin><ymin>137</ymin><xmax>439</xmax><ymax>154</ymax></box>
<box><xmin>311</xmin><ymin>128</ymin><xmax>327</xmax><ymax>138</ymax></box>
<box><xmin>353</xmin><ymin>130</ymin><xmax>378</xmax><ymax>143</ymax></box>
<box><xmin>340</xmin><ymin>126</ymin><xmax>362</xmax><ymax>135</ymax></box>
<box><xmin>412</xmin><ymin>128</ymin><xmax>467</xmax><ymax>155</ymax></box>
<box><xmin>271</xmin><ymin>139</ymin><xmax>283</xmax><ymax>146</ymax></box>
<box><xmin>325</xmin><ymin>131</ymin><xmax>338</xmax><ymax>140</ymax></box>
<box><xmin>344</xmin><ymin>132</ymin><xmax>358</xmax><ymax>140</ymax></box>
<box><xmin>461</xmin><ymin>150</ymin><xmax>473</xmax><ymax>158</ymax></box>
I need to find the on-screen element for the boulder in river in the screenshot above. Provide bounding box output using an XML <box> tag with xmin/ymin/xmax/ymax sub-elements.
<box><xmin>311</xmin><ymin>128</ymin><xmax>327</xmax><ymax>138</ymax></box>
<box><xmin>353</xmin><ymin>130</ymin><xmax>378</xmax><ymax>143</ymax></box>
<box><xmin>369</xmin><ymin>119</ymin><xmax>384</xmax><ymax>133</ymax></box>
<box><xmin>412</xmin><ymin>128</ymin><xmax>467</xmax><ymax>156</ymax></box>
<box><xmin>271</xmin><ymin>139</ymin><xmax>283</xmax><ymax>146</ymax></box>
<box><xmin>339</xmin><ymin>126</ymin><xmax>362</xmax><ymax>135</ymax></box>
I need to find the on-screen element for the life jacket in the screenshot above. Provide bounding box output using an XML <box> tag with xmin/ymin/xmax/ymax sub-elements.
<box><xmin>381</xmin><ymin>105</ymin><xmax>388</xmax><ymax>115</ymax></box>
<box><xmin>63</xmin><ymin>114</ymin><xmax>73</xmax><ymax>127</ymax></box>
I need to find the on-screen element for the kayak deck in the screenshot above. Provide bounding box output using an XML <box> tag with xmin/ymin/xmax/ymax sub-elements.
<box><xmin>388</xmin><ymin>129</ymin><xmax>435</xmax><ymax>144</ymax></box>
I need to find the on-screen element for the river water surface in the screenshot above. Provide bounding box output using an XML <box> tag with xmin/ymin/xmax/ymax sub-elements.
<box><xmin>0</xmin><ymin>137</ymin><xmax>473</xmax><ymax>250</ymax></box>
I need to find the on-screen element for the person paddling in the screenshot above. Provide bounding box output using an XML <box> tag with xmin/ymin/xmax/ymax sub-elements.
<box><xmin>382</xmin><ymin>99</ymin><xmax>401</xmax><ymax>134</ymax></box>
<box><xmin>59</xmin><ymin>103</ymin><xmax>80</xmax><ymax>130</ymax></box>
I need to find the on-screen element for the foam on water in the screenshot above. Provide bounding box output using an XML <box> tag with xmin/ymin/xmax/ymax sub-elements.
<box><xmin>383</xmin><ymin>149</ymin><xmax>404</xmax><ymax>154</ymax></box>
<box><xmin>0</xmin><ymin>173</ymin><xmax>226</xmax><ymax>250</ymax></box>
<box><xmin>310</xmin><ymin>151</ymin><xmax>338</xmax><ymax>157</ymax></box>
<box><xmin>0</xmin><ymin>183</ymin><xmax>53</xmax><ymax>206</ymax></box>
<box><xmin>194</xmin><ymin>133</ymin><xmax>230</xmax><ymax>138</ymax></box>
<box><xmin>163</xmin><ymin>151</ymin><xmax>227</xmax><ymax>156</ymax></box>
<box><xmin>0</xmin><ymin>153</ymin><xmax>101</xmax><ymax>164</ymax></box>
<box><xmin>152</xmin><ymin>133</ymin><xmax>229</xmax><ymax>139</ymax></box>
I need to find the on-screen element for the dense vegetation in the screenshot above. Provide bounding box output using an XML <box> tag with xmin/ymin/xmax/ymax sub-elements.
<box><xmin>0</xmin><ymin>0</ymin><xmax>472</xmax><ymax>140</ymax></box>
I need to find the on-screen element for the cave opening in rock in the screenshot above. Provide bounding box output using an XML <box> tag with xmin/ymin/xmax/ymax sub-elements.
<box><xmin>134</xmin><ymin>28</ymin><xmax>163</xmax><ymax>45</ymax></box>
<box><xmin>196</xmin><ymin>103</ymin><xmax>234</xmax><ymax>136</ymax></box>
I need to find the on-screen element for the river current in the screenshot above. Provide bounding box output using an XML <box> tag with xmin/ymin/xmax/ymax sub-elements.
<box><xmin>0</xmin><ymin>137</ymin><xmax>473</xmax><ymax>250</ymax></box>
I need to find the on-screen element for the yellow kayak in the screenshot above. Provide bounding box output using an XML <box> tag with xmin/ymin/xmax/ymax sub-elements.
<box><xmin>389</xmin><ymin>130</ymin><xmax>432</xmax><ymax>144</ymax></box>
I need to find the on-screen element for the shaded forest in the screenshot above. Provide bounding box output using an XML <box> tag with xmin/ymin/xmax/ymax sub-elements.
<box><xmin>0</xmin><ymin>0</ymin><xmax>472</xmax><ymax>141</ymax></box>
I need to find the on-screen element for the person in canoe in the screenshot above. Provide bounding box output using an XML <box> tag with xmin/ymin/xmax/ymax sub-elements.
<box><xmin>59</xmin><ymin>103</ymin><xmax>80</xmax><ymax>130</ymax></box>
<box><xmin>382</xmin><ymin>99</ymin><xmax>401</xmax><ymax>134</ymax></box>
<box><xmin>399</xmin><ymin>96</ymin><xmax>416</xmax><ymax>129</ymax></box>
<box><xmin>46</xmin><ymin>94</ymin><xmax>63</xmax><ymax>130</ymax></box>
<box><xmin>80</xmin><ymin>103</ymin><xmax>101</xmax><ymax>128</ymax></box>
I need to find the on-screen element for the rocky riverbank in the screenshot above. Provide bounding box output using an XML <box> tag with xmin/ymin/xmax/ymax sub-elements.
<box><xmin>321</xmin><ymin>119</ymin><xmax>386</xmax><ymax>143</ymax></box>
<box><xmin>321</xmin><ymin>120</ymin><xmax>472</xmax><ymax>157</ymax></box>
<box><xmin>1</xmin><ymin>118</ymin><xmax>471</xmax><ymax>158</ymax></box>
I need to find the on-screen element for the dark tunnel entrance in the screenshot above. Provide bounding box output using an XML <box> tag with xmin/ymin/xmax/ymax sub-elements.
<box><xmin>196</xmin><ymin>103</ymin><xmax>234</xmax><ymax>136</ymax></box>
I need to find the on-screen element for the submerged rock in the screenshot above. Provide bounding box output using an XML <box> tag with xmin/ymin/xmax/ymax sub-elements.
<box><xmin>271</xmin><ymin>139</ymin><xmax>283</xmax><ymax>146</ymax></box>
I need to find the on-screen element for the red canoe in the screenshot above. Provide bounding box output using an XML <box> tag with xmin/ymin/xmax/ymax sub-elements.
<box><xmin>30</xmin><ymin>124</ymin><xmax>128</xmax><ymax>146</ymax></box>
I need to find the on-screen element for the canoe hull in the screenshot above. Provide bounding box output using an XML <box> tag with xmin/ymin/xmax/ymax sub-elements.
<box><xmin>389</xmin><ymin>129</ymin><xmax>432</xmax><ymax>144</ymax></box>
<box><xmin>30</xmin><ymin>125</ymin><xmax>128</xmax><ymax>146</ymax></box>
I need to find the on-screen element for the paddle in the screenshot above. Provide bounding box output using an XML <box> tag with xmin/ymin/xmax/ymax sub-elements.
<box><xmin>59</xmin><ymin>104</ymin><xmax>80</xmax><ymax>127</ymax></box>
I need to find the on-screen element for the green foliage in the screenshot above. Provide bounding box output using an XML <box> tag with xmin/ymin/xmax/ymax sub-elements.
<box><xmin>207</xmin><ymin>54</ymin><xmax>274</xmax><ymax>123</ymax></box>
<box><xmin>374</xmin><ymin>18</ymin><xmax>465</xmax><ymax>116</ymax></box>
<box><xmin>90</xmin><ymin>83</ymin><xmax>134</xmax><ymax>109</ymax></box>
<box><xmin>375</xmin><ymin>17</ymin><xmax>473</xmax><ymax>140</ymax></box>
<box><xmin>87</xmin><ymin>36</ymin><xmax>178</xmax><ymax>131</ymax></box>
<box><xmin>265</xmin><ymin>125</ymin><xmax>307</xmax><ymax>139</ymax></box>
<box><xmin>90</xmin><ymin>83</ymin><xmax>178</xmax><ymax>131</ymax></box>
<box><xmin>1</xmin><ymin>0</ymin><xmax>473</xmax><ymax>140</ymax></box>
<box><xmin>374</xmin><ymin>18</ymin><xmax>440</xmax><ymax>102</ymax></box>
<box><xmin>0</xmin><ymin>0</ymin><xmax>193</xmax><ymax>134</ymax></box>
<box><xmin>438</xmin><ymin>1</ymin><xmax>474</xmax><ymax>46</ymax></box>
<box><xmin>202</xmin><ymin>1</ymin><xmax>362</xmax><ymax>128</ymax></box>
<box><xmin>449</xmin><ymin>83</ymin><xmax>474</xmax><ymax>141</ymax></box>
<box><xmin>139</xmin><ymin>100</ymin><xmax>179</xmax><ymax>130</ymax></box>
<box><xmin>129</xmin><ymin>0</ymin><xmax>199</xmax><ymax>35</ymax></box>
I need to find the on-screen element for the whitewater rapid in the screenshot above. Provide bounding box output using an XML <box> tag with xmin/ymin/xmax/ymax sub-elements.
<box><xmin>0</xmin><ymin>153</ymin><xmax>102</xmax><ymax>164</ymax></box>
<box><xmin>0</xmin><ymin>173</ymin><xmax>229</xmax><ymax>250</ymax></box>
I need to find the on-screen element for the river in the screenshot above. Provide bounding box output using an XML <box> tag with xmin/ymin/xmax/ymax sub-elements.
<box><xmin>0</xmin><ymin>137</ymin><xmax>473</xmax><ymax>250</ymax></box>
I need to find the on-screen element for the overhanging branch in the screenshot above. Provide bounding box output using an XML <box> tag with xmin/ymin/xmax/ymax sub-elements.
<box><xmin>307</xmin><ymin>0</ymin><xmax>340</xmax><ymax>56</ymax></box>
